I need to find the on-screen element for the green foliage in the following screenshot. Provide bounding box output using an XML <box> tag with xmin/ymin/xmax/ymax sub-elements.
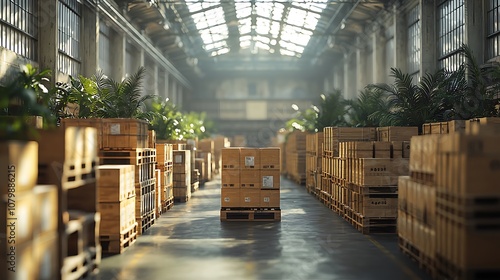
<box><xmin>0</xmin><ymin>64</ymin><xmax>56</xmax><ymax>140</ymax></box>
<box><xmin>148</xmin><ymin>98</ymin><xmax>214</xmax><ymax>140</ymax></box>
<box><xmin>315</xmin><ymin>89</ymin><xmax>348</xmax><ymax>130</ymax></box>
<box><xmin>285</xmin><ymin>107</ymin><xmax>318</xmax><ymax>132</ymax></box>
<box><xmin>345</xmin><ymin>88</ymin><xmax>388</xmax><ymax>127</ymax></box>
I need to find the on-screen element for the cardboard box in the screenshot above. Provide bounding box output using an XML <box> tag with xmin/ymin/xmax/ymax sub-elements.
<box><xmin>221</xmin><ymin>148</ymin><xmax>240</xmax><ymax>169</ymax></box>
<box><xmin>32</xmin><ymin>185</ymin><xmax>58</xmax><ymax>236</ymax></box>
<box><xmin>98</xmin><ymin>165</ymin><xmax>135</xmax><ymax>202</ymax></box>
<box><xmin>260</xmin><ymin>148</ymin><xmax>280</xmax><ymax>169</ymax></box>
<box><xmin>260</xmin><ymin>189</ymin><xmax>280</xmax><ymax>208</ymax></box>
<box><xmin>221</xmin><ymin>188</ymin><xmax>240</xmax><ymax>208</ymax></box>
<box><xmin>240</xmin><ymin>148</ymin><xmax>259</xmax><ymax>169</ymax></box>
<box><xmin>0</xmin><ymin>141</ymin><xmax>38</xmax><ymax>194</ymax></box>
<box><xmin>240</xmin><ymin>189</ymin><xmax>260</xmax><ymax>207</ymax></box>
<box><xmin>221</xmin><ymin>169</ymin><xmax>240</xmax><ymax>188</ymax></box>
<box><xmin>240</xmin><ymin>169</ymin><xmax>260</xmax><ymax>188</ymax></box>
<box><xmin>260</xmin><ymin>170</ymin><xmax>281</xmax><ymax>189</ymax></box>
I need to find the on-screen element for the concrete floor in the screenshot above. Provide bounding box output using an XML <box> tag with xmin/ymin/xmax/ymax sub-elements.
<box><xmin>97</xmin><ymin>176</ymin><xmax>432</xmax><ymax>280</ymax></box>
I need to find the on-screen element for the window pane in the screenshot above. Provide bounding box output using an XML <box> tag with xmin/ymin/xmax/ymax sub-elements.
<box><xmin>0</xmin><ymin>0</ymin><xmax>38</xmax><ymax>60</ymax></box>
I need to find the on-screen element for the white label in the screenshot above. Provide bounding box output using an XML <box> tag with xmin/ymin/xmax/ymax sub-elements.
<box><xmin>224</xmin><ymin>197</ymin><xmax>230</xmax><ymax>202</ymax></box>
<box><xmin>110</xmin><ymin>124</ymin><xmax>121</xmax><ymax>135</ymax></box>
<box><xmin>262</xmin><ymin>176</ymin><xmax>273</xmax><ymax>188</ymax></box>
<box><xmin>263</xmin><ymin>197</ymin><xmax>270</xmax><ymax>202</ymax></box>
<box><xmin>245</xmin><ymin>156</ymin><xmax>255</xmax><ymax>166</ymax></box>
<box><xmin>244</xmin><ymin>197</ymin><xmax>251</xmax><ymax>202</ymax></box>
<box><xmin>175</xmin><ymin>155</ymin><xmax>183</xmax><ymax>163</ymax></box>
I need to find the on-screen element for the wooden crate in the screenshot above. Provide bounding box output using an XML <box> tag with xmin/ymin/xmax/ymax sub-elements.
<box><xmin>260</xmin><ymin>189</ymin><xmax>280</xmax><ymax>208</ymax></box>
<box><xmin>99</xmin><ymin>196</ymin><xmax>136</xmax><ymax>235</ymax></box>
<box><xmin>240</xmin><ymin>148</ymin><xmax>259</xmax><ymax>169</ymax></box>
<box><xmin>221</xmin><ymin>188</ymin><xmax>240</xmax><ymax>208</ymax></box>
<box><xmin>221</xmin><ymin>147</ymin><xmax>240</xmax><ymax>169</ymax></box>
<box><xmin>260</xmin><ymin>147</ymin><xmax>280</xmax><ymax>169</ymax></box>
<box><xmin>0</xmin><ymin>140</ymin><xmax>38</xmax><ymax>194</ymax></box>
<box><xmin>97</xmin><ymin>165</ymin><xmax>135</xmax><ymax>202</ymax></box>
<box><xmin>377</xmin><ymin>126</ymin><xmax>419</xmax><ymax>142</ymax></box>
<box><xmin>101</xmin><ymin>118</ymin><xmax>148</xmax><ymax>149</ymax></box>
<box><xmin>356</xmin><ymin>158</ymin><xmax>409</xmax><ymax>186</ymax></box>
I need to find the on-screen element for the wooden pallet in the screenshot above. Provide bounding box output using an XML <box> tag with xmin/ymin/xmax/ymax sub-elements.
<box><xmin>61</xmin><ymin>245</ymin><xmax>101</xmax><ymax>280</ymax></box>
<box><xmin>344</xmin><ymin>207</ymin><xmax>397</xmax><ymax>234</ymax></box>
<box><xmin>137</xmin><ymin>211</ymin><xmax>155</xmax><ymax>234</ymax></box>
<box><xmin>162</xmin><ymin>197</ymin><xmax>174</xmax><ymax>212</ymax></box>
<box><xmin>435</xmin><ymin>253</ymin><xmax>500</xmax><ymax>280</ymax></box>
<box><xmin>398</xmin><ymin>237</ymin><xmax>435</xmax><ymax>278</ymax></box>
<box><xmin>100</xmin><ymin>222</ymin><xmax>138</xmax><ymax>254</ymax></box>
<box><xmin>220</xmin><ymin>209</ymin><xmax>281</xmax><ymax>222</ymax></box>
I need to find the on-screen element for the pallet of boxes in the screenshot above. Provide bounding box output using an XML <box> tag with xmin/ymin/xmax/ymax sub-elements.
<box><xmin>61</xmin><ymin>118</ymin><xmax>157</xmax><ymax>239</ymax></box>
<box><xmin>173</xmin><ymin>149</ymin><xmax>191</xmax><ymax>202</ymax></box>
<box><xmin>321</xmin><ymin>126</ymin><xmax>416</xmax><ymax>234</ymax></box>
<box><xmin>36</xmin><ymin>126</ymin><xmax>101</xmax><ymax>279</ymax></box>
<box><xmin>398</xmin><ymin>118</ymin><xmax>500</xmax><ymax>279</ymax></box>
<box><xmin>220</xmin><ymin>147</ymin><xmax>281</xmax><ymax>221</ymax></box>
<box><xmin>1</xmin><ymin>140</ymin><xmax>62</xmax><ymax>280</ymax></box>
<box><xmin>156</xmin><ymin>143</ymin><xmax>174</xmax><ymax>214</ymax></box>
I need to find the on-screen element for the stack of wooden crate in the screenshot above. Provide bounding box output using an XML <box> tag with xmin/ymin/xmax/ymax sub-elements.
<box><xmin>62</xmin><ymin>118</ymin><xmax>157</xmax><ymax>235</ymax></box>
<box><xmin>319</xmin><ymin>126</ymin><xmax>417</xmax><ymax>234</ymax></box>
<box><xmin>305</xmin><ymin>132</ymin><xmax>323</xmax><ymax>195</ymax></box>
<box><xmin>220</xmin><ymin>147</ymin><xmax>281</xmax><ymax>221</ymax></box>
<box><xmin>339</xmin><ymin>141</ymin><xmax>411</xmax><ymax>234</ymax></box>
<box><xmin>156</xmin><ymin>143</ymin><xmax>174</xmax><ymax>214</ymax></box>
<box><xmin>399</xmin><ymin>118</ymin><xmax>500</xmax><ymax>279</ymax></box>
<box><xmin>422</xmin><ymin>120</ymin><xmax>466</xmax><ymax>135</ymax></box>
<box><xmin>1</xmin><ymin>141</ymin><xmax>60</xmax><ymax>280</ymax></box>
<box><xmin>97</xmin><ymin>165</ymin><xmax>137</xmax><ymax>254</ymax></box>
<box><xmin>284</xmin><ymin>130</ymin><xmax>307</xmax><ymax>185</ymax></box>
<box><xmin>37</xmin><ymin>126</ymin><xmax>101</xmax><ymax>280</ymax></box>
<box><xmin>213</xmin><ymin>136</ymin><xmax>230</xmax><ymax>174</ymax></box>
<box><xmin>197</xmin><ymin>139</ymin><xmax>214</xmax><ymax>177</ymax></box>
<box><xmin>173</xmin><ymin>150</ymin><xmax>191</xmax><ymax>202</ymax></box>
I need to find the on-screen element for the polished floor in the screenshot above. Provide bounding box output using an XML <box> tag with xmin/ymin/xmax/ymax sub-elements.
<box><xmin>97</xmin><ymin>176</ymin><xmax>432</xmax><ymax>280</ymax></box>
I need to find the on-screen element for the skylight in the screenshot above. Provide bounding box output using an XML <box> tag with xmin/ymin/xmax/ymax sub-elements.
<box><xmin>184</xmin><ymin>0</ymin><xmax>329</xmax><ymax>57</ymax></box>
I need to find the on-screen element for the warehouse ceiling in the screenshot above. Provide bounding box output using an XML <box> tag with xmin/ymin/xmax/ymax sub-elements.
<box><xmin>120</xmin><ymin>0</ymin><xmax>391</xmax><ymax>79</ymax></box>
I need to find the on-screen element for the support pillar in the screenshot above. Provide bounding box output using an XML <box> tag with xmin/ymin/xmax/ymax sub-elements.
<box><xmin>38</xmin><ymin>0</ymin><xmax>58</xmax><ymax>85</ymax></box>
<box><xmin>81</xmin><ymin>2</ymin><xmax>99</xmax><ymax>77</ymax></box>
<box><xmin>421</xmin><ymin>0</ymin><xmax>437</xmax><ymax>75</ymax></box>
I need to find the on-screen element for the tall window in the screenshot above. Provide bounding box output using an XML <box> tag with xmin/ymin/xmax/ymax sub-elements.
<box><xmin>99</xmin><ymin>23</ymin><xmax>112</xmax><ymax>76</ymax></box>
<box><xmin>0</xmin><ymin>0</ymin><xmax>38</xmax><ymax>60</ymax></box>
<box><xmin>487</xmin><ymin>0</ymin><xmax>500</xmax><ymax>59</ymax></box>
<box><xmin>437</xmin><ymin>0</ymin><xmax>465</xmax><ymax>71</ymax></box>
<box><xmin>58</xmin><ymin>0</ymin><xmax>81</xmax><ymax>76</ymax></box>
<box><xmin>407</xmin><ymin>4</ymin><xmax>420</xmax><ymax>82</ymax></box>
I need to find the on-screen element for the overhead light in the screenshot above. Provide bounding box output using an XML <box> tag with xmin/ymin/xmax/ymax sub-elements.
<box><xmin>340</xmin><ymin>19</ymin><xmax>346</xmax><ymax>30</ymax></box>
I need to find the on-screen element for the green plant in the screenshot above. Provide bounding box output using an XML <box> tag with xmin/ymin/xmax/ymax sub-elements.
<box><xmin>95</xmin><ymin>67</ymin><xmax>155</xmax><ymax>120</ymax></box>
<box><xmin>315</xmin><ymin>89</ymin><xmax>348</xmax><ymax>130</ymax></box>
<box><xmin>345</xmin><ymin>88</ymin><xmax>389</xmax><ymax>127</ymax></box>
<box><xmin>367</xmin><ymin>68</ymin><xmax>448</xmax><ymax>129</ymax></box>
<box><xmin>148</xmin><ymin>98</ymin><xmax>214</xmax><ymax>140</ymax></box>
<box><xmin>0</xmin><ymin>64</ymin><xmax>56</xmax><ymax>140</ymax></box>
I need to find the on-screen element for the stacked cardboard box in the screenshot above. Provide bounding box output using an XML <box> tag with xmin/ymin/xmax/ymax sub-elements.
<box><xmin>306</xmin><ymin>132</ymin><xmax>324</xmax><ymax>195</ymax></box>
<box><xmin>156</xmin><ymin>143</ymin><xmax>174</xmax><ymax>213</ymax></box>
<box><xmin>173</xmin><ymin>150</ymin><xmax>191</xmax><ymax>202</ymax></box>
<box><xmin>97</xmin><ymin>165</ymin><xmax>137</xmax><ymax>254</ymax></box>
<box><xmin>284</xmin><ymin>131</ymin><xmax>307</xmax><ymax>185</ymax></box>
<box><xmin>1</xmin><ymin>142</ymin><xmax>60</xmax><ymax>280</ymax></box>
<box><xmin>399</xmin><ymin>118</ymin><xmax>500</xmax><ymax>279</ymax></box>
<box><xmin>220</xmin><ymin>147</ymin><xmax>281</xmax><ymax>221</ymax></box>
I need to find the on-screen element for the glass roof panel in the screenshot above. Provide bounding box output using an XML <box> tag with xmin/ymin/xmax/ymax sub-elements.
<box><xmin>185</xmin><ymin>0</ymin><xmax>329</xmax><ymax>58</ymax></box>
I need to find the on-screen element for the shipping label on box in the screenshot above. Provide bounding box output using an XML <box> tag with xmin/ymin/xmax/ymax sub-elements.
<box><xmin>245</xmin><ymin>156</ymin><xmax>255</xmax><ymax>167</ymax></box>
<box><xmin>262</xmin><ymin>176</ymin><xmax>273</xmax><ymax>188</ymax></box>
<box><xmin>110</xmin><ymin>124</ymin><xmax>120</xmax><ymax>135</ymax></box>
<box><xmin>175</xmin><ymin>154</ymin><xmax>183</xmax><ymax>163</ymax></box>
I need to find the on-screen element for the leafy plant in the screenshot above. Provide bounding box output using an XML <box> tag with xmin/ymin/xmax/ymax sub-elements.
<box><xmin>315</xmin><ymin>89</ymin><xmax>348</xmax><ymax>130</ymax></box>
<box><xmin>0</xmin><ymin>64</ymin><xmax>56</xmax><ymax>140</ymax></box>
<box><xmin>94</xmin><ymin>67</ymin><xmax>155</xmax><ymax>120</ymax></box>
<box><xmin>345</xmin><ymin>88</ymin><xmax>389</xmax><ymax>127</ymax></box>
<box><xmin>367</xmin><ymin>68</ymin><xmax>448</xmax><ymax>129</ymax></box>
